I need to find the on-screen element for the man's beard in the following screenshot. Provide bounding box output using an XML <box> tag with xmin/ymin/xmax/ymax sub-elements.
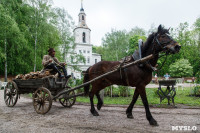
<box><xmin>49</xmin><ymin>53</ymin><xmax>55</xmax><ymax>57</ymax></box>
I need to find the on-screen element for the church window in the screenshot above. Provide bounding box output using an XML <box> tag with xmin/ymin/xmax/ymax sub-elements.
<box><xmin>95</xmin><ymin>59</ymin><xmax>97</xmax><ymax>63</ymax></box>
<box><xmin>87</xmin><ymin>57</ymin><xmax>90</xmax><ymax>63</ymax></box>
<box><xmin>82</xmin><ymin>15</ymin><xmax>84</xmax><ymax>20</ymax></box>
<box><xmin>79</xmin><ymin>50</ymin><xmax>82</xmax><ymax>53</ymax></box>
<box><xmin>83</xmin><ymin>50</ymin><xmax>86</xmax><ymax>53</ymax></box>
<box><xmin>82</xmin><ymin>32</ymin><xmax>86</xmax><ymax>43</ymax></box>
<box><xmin>87</xmin><ymin>51</ymin><xmax>90</xmax><ymax>53</ymax></box>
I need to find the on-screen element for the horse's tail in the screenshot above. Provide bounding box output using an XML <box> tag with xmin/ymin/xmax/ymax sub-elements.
<box><xmin>83</xmin><ymin>67</ymin><xmax>91</xmax><ymax>96</ymax></box>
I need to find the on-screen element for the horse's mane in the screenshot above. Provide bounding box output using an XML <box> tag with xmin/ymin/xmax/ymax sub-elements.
<box><xmin>141</xmin><ymin>33</ymin><xmax>155</xmax><ymax>57</ymax></box>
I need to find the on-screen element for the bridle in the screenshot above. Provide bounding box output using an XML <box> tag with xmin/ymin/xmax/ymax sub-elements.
<box><xmin>152</xmin><ymin>33</ymin><xmax>175</xmax><ymax>54</ymax></box>
<box><xmin>148</xmin><ymin>32</ymin><xmax>175</xmax><ymax>71</ymax></box>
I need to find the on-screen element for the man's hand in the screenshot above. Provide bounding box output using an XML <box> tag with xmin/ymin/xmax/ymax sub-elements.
<box><xmin>49</xmin><ymin>59</ymin><xmax>52</xmax><ymax>63</ymax></box>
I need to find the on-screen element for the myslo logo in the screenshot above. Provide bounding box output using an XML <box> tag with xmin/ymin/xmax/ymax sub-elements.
<box><xmin>172</xmin><ymin>126</ymin><xmax>197</xmax><ymax>131</ymax></box>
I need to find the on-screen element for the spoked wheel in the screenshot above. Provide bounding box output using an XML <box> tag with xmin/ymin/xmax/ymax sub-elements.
<box><xmin>59</xmin><ymin>90</ymin><xmax>76</xmax><ymax>108</ymax></box>
<box><xmin>33</xmin><ymin>87</ymin><xmax>52</xmax><ymax>114</ymax></box>
<box><xmin>4</xmin><ymin>81</ymin><xmax>18</xmax><ymax>107</ymax></box>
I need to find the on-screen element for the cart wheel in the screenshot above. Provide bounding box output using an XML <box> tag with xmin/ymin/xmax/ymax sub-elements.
<box><xmin>4</xmin><ymin>81</ymin><xmax>18</xmax><ymax>107</ymax></box>
<box><xmin>33</xmin><ymin>87</ymin><xmax>52</xmax><ymax>114</ymax></box>
<box><xmin>59</xmin><ymin>90</ymin><xmax>76</xmax><ymax>108</ymax></box>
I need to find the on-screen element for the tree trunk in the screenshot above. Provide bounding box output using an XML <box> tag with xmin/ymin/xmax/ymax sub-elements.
<box><xmin>4</xmin><ymin>38</ymin><xmax>7</xmax><ymax>82</ymax></box>
<box><xmin>34</xmin><ymin>31</ymin><xmax>37</xmax><ymax>72</ymax></box>
<box><xmin>33</xmin><ymin>2</ymin><xmax>38</xmax><ymax>72</ymax></box>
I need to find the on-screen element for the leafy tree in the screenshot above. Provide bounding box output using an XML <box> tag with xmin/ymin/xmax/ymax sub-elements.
<box><xmin>158</xmin><ymin>22</ymin><xmax>196</xmax><ymax>76</ymax></box>
<box><xmin>129</xmin><ymin>26</ymin><xmax>146</xmax><ymax>37</ymax></box>
<box><xmin>128</xmin><ymin>35</ymin><xmax>146</xmax><ymax>55</ymax></box>
<box><xmin>192</xmin><ymin>17</ymin><xmax>200</xmax><ymax>77</ymax></box>
<box><xmin>169</xmin><ymin>59</ymin><xmax>193</xmax><ymax>77</ymax></box>
<box><xmin>54</xmin><ymin>7</ymin><xmax>75</xmax><ymax>61</ymax></box>
<box><xmin>0</xmin><ymin>0</ymin><xmax>66</xmax><ymax>77</ymax></box>
<box><xmin>0</xmin><ymin>4</ymin><xmax>28</xmax><ymax>81</ymax></box>
<box><xmin>102</xmin><ymin>29</ymin><xmax>129</xmax><ymax>61</ymax></box>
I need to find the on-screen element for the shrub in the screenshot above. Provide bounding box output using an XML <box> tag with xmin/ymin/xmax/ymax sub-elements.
<box><xmin>190</xmin><ymin>85</ymin><xmax>200</xmax><ymax>97</ymax></box>
<box><xmin>169</xmin><ymin>59</ymin><xmax>193</xmax><ymax>77</ymax></box>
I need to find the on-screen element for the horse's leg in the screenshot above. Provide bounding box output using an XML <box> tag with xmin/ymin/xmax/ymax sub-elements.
<box><xmin>96</xmin><ymin>91</ymin><xmax>103</xmax><ymax>110</ymax></box>
<box><xmin>126</xmin><ymin>88</ymin><xmax>139</xmax><ymax>119</ymax></box>
<box><xmin>138</xmin><ymin>85</ymin><xmax>158</xmax><ymax>126</ymax></box>
<box><xmin>89</xmin><ymin>89</ymin><xmax>99</xmax><ymax>116</ymax></box>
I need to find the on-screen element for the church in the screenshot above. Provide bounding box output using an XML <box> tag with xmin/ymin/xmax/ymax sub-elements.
<box><xmin>66</xmin><ymin>3</ymin><xmax>101</xmax><ymax>79</ymax></box>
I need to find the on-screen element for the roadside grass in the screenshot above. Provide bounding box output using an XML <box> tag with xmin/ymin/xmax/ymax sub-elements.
<box><xmin>76</xmin><ymin>87</ymin><xmax>200</xmax><ymax>106</ymax></box>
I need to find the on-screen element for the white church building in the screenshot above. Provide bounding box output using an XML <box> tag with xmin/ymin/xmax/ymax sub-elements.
<box><xmin>66</xmin><ymin>4</ymin><xmax>101</xmax><ymax>79</ymax></box>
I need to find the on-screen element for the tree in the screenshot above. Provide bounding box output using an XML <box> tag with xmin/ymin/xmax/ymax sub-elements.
<box><xmin>169</xmin><ymin>59</ymin><xmax>193</xmax><ymax>77</ymax></box>
<box><xmin>54</xmin><ymin>7</ymin><xmax>75</xmax><ymax>61</ymax></box>
<box><xmin>192</xmin><ymin>17</ymin><xmax>200</xmax><ymax>77</ymax></box>
<box><xmin>0</xmin><ymin>4</ymin><xmax>28</xmax><ymax>81</ymax></box>
<box><xmin>102</xmin><ymin>29</ymin><xmax>129</xmax><ymax>61</ymax></box>
<box><xmin>129</xmin><ymin>26</ymin><xmax>146</xmax><ymax>37</ymax></box>
<box><xmin>128</xmin><ymin>35</ymin><xmax>146</xmax><ymax>55</ymax></box>
<box><xmin>158</xmin><ymin>22</ymin><xmax>197</xmax><ymax>76</ymax></box>
<box><xmin>0</xmin><ymin>0</ymin><xmax>62</xmax><ymax>76</ymax></box>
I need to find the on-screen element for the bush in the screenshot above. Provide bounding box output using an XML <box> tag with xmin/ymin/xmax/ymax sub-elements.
<box><xmin>190</xmin><ymin>85</ymin><xmax>200</xmax><ymax>97</ymax></box>
<box><xmin>169</xmin><ymin>59</ymin><xmax>193</xmax><ymax>77</ymax></box>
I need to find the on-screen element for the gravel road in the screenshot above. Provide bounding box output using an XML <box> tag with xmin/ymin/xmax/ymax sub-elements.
<box><xmin>0</xmin><ymin>90</ymin><xmax>199</xmax><ymax>133</ymax></box>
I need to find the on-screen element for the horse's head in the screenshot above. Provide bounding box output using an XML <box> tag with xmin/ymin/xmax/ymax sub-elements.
<box><xmin>153</xmin><ymin>25</ymin><xmax>181</xmax><ymax>54</ymax></box>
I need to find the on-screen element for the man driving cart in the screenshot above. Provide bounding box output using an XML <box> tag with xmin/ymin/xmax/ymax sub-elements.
<box><xmin>42</xmin><ymin>48</ymin><xmax>70</xmax><ymax>79</ymax></box>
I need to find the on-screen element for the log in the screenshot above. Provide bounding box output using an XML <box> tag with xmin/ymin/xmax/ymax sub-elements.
<box><xmin>15</xmin><ymin>70</ymin><xmax>53</xmax><ymax>80</ymax></box>
<box><xmin>53</xmin><ymin>54</ymin><xmax>154</xmax><ymax>100</ymax></box>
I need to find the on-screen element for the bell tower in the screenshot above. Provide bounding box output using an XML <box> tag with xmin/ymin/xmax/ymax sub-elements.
<box><xmin>74</xmin><ymin>1</ymin><xmax>91</xmax><ymax>44</ymax></box>
<box><xmin>68</xmin><ymin>0</ymin><xmax>101</xmax><ymax>79</ymax></box>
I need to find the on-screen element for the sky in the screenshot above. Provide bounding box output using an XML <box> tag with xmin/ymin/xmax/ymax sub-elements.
<box><xmin>52</xmin><ymin>0</ymin><xmax>200</xmax><ymax>46</ymax></box>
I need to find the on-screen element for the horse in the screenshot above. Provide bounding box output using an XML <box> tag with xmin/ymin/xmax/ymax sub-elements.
<box><xmin>83</xmin><ymin>25</ymin><xmax>181</xmax><ymax>126</ymax></box>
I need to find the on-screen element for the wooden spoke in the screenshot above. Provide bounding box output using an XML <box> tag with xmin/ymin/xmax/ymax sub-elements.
<box><xmin>59</xmin><ymin>90</ymin><xmax>76</xmax><ymax>108</ymax></box>
<box><xmin>33</xmin><ymin>87</ymin><xmax>52</xmax><ymax>114</ymax></box>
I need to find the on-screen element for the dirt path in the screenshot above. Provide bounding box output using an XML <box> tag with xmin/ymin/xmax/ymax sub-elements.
<box><xmin>0</xmin><ymin>90</ymin><xmax>199</xmax><ymax>133</ymax></box>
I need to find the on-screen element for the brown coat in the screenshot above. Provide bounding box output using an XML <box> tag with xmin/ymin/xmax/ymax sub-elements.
<box><xmin>42</xmin><ymin>55</ymin><xmax>65</xmax><ymax>68</ymax></box>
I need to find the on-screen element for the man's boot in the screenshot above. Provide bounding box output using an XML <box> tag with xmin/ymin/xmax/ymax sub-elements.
<box><xmin>62</xmin><ymin>67</ymin><xmax>71</xmax><ymax>79</ymax></box>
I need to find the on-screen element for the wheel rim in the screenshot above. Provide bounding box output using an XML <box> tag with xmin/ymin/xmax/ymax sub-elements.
<box><xmin>4</xmin><ymin>81</ymin><xmax>18</xmax><ymax>107</ymax></box>
<box><xmin>59</xmin><ymin>90</ymin><xmax>76</xmax><ymax>107</ymax></box>
<box><xmin>33</xmin><ymin>87</ymin><xmax>52</xmax><ymax>114</ymax></box>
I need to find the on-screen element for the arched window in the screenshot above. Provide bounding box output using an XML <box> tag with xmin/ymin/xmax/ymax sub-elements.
<box><xmin>82</xmin><ymin>15</ymin><xmax>84</xmax><ymax>20</ymax></box>
<box><xmin>82</xmin><ymin>32</ymin><xmax>86</xmax><ymax>43</ymax></box>
<box><xmin>87</xmin><ymin>57</ymin><xmax>90</xmax><ymax>63</ymax></box>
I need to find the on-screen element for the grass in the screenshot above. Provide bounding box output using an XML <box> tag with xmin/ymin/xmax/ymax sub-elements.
<box><xmin>76</xmin><ymin>87</ymin><xmax>200</xmax><ymax>107</ymax></box>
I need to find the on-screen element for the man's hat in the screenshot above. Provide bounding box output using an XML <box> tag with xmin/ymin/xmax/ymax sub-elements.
<box><xmin>48</xmin><ymin>48</ymin><xmax>55</xmax><ymax>53</ymax></box>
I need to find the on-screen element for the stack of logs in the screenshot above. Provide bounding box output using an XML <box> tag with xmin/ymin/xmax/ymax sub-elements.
<box><xmin>15</xmin><ymin>70</ymin><xmax>56</xmax><ymax>80</ymax></box>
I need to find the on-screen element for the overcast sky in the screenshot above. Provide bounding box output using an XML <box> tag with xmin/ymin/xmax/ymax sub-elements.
<box><xmin>53</xmin><ymin>0</ymin><xmax>200</xmax><ymax>46</ymax></box>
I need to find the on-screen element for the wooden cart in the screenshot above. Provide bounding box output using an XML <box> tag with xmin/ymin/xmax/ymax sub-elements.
<box><xmin>4</xmin><ymin>76</ymin><xmax>76</xmax><ymax>114</ymax></box>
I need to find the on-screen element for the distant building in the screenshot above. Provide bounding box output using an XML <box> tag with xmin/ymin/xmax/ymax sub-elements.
<box><xmin>66</xmin><ymin>3</ymin><xmax>101</xmax><ymax>79</ymax></box>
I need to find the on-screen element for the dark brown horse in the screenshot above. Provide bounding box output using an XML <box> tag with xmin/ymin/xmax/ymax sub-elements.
<box><xmin>83</xmin><ymin>25</ymin><xmax>181</xmax><ymax>126</ymax></box>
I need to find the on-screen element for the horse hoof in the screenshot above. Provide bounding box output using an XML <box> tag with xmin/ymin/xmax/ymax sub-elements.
<box><xmin>97</xmin><ymin>103</ymin><xmax>102</xmax><ymax>110</ymax></box>
<box><xmin>93</xmin><ymin>113</ymin><xmax>99</xmax><ymax>116</ymax></box>
<box><xmin>127</xmin><ymin>113</ymin><xmax>134</xmax><ymax>119</ymax></box>
<box><xmin>91</xmin><ymin>110</ymin><xmax>99</xmax><ymax>116</ymax></box>
<box><xmin>92</xmin><ymin>111</ymin><xmax>99</xmax><ymax>116</ymax></box>
<box><xmin>149</xmin><ymin>118</ymin><xmax>159</xmax><ymax>126</ymax></box>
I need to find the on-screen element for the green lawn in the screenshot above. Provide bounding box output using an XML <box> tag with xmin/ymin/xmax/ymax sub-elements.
<box><xmin>76</xmin><ymin>87</ymin><xmax>200</xmax><ymax>107</ymax></box>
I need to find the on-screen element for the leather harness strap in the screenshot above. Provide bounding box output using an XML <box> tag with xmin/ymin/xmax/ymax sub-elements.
<box><xmin>119</xmin><ymin>57</ymin><xmax>130</xmax><ymax>86</ymax></box>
